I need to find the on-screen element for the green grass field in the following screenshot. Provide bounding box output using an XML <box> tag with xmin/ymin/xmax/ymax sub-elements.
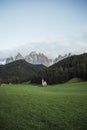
<box><xmin>0</xmin><ymin>82</ymin><xmax>87</xmax><ymax>130</ymax></box>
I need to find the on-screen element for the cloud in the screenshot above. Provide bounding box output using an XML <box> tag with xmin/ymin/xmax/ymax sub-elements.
<box><xmin>0</xmin><ymin>31</ymin><xmax>87</xmax><ymax>59</ymax></box>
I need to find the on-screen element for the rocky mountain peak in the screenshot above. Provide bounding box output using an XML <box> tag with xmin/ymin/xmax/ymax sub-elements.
<box><xmin>15</xmin><ymin>53</ymin><xmax>24</xmax><ymax>61</ymax></box>
<box><xmin>53</xmin><ymin>53</ymin><xmax>72</xmax><ymax>64</ymax></box>
<box><xmin>25</xmin><ymin>52</ymin><xmax>52</xmax><ymax>67</ymax></box>
<box><xmin>6</xmin><ymin>56</ymin><xmax>14</xmax><ymax>64</ymax></box>
<box><xmin>29</xmin><ymin>51</ymin><xmax>37</xmax><ymax>56</ymax></box>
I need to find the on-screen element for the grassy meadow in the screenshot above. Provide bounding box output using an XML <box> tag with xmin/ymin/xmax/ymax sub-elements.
<box><xmin>0</xmin><ymin>82</ymin><xmax>87</xmax><ymax>130</ymax></box>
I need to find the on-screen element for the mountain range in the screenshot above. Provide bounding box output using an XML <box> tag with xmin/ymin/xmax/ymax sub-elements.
<box><xmin>0</xmin><ymin>53</ymin><xmax>87</xmax><ymax>85</ymax></box>
<box><xmin>0</xmin><ymin>51</ymin><xmax>71</xmax><ymax>67</ymax></box>
<box><xmin>5</xmin><ymin>51</ymin><xmax>52</xmax><ymax>67</ymax></box>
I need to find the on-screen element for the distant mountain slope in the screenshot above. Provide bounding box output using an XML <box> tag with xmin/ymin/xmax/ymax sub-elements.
<box><xmin>0</xmin><ymin>60</ymin><xmax>46</xmax><ymax>84</ymax></box>
<box><xmin>31</xmin><ymin>53</ymin><xmax>87</xmax><ymax>84</ymax></box>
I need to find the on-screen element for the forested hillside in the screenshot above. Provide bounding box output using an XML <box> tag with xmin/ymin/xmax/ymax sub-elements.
<box><xmin>31</xmin><ymin>53</ymin><xmax>87</xmax><ymax>84</ymax></box>
<box><xmin>0</xmin><ymin>60</ymin><xmax>46</xmax><ymax>84</ymax></box>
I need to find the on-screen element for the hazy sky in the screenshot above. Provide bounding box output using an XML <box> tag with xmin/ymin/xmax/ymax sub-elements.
<box><xmin>0</xmin><ymin>0</ymin><xmax>87</xmax><ymax>59</ymax></box>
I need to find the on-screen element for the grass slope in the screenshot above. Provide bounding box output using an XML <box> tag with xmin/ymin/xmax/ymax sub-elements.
<box><xmin>0</xmin><ymin>82</ymin><xmax>87</xmax><ymax>130</ymax></box>
<box><xmin>68</xmin><ymin>77</ymin><xmax>83</xmax><ymax>83</ymax></box>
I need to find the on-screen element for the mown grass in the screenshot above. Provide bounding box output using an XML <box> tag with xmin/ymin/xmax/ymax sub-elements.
<box><xmin>0</xmin><ymin>82</ymin><xmax>87</xmax><ymax>130</ymax></box>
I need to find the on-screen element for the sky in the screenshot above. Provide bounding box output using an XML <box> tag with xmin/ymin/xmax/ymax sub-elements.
<box><xmin>0</xmin><ymin>0</ymin><xmax>87</xmax><ymax>59</ymax></box>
